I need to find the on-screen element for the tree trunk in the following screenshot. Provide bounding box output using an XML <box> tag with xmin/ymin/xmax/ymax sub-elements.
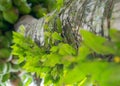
<box><xmin>15</xmin><ymin>0</ymin><xmax>117</xmax><ymax>49</ymax></box>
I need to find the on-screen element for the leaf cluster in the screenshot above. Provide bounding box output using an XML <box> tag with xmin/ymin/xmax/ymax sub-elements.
<box><xmin>11</xmin><ymin>25</ymin><xmax>120</xmax><ymax>86</ymax></box>
<box><xmin>0</xmin><ymin>0</ymin><xmax>57</xmax><ymax>31</ymax></box>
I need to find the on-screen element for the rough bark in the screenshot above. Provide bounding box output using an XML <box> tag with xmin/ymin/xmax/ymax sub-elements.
<box><xmin>15</xmin><ymin>0</ymin><xmax>117</xmax><ymax>49</ymax></box>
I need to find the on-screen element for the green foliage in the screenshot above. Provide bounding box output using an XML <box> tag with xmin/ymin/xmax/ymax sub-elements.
<box><xmin>0</xmin><ymin>0</ymin><xmax>12</xmax><ymax>11</ymax></box>
<box><xmin>0</xmin><ymin>0</ymin><xmax>59</xmax><ymax>85</ymax></box>
<box><xmin>11</xmin><ymin>24</ymin><xmax>120</xmax><ymax>86</ymax></box>
<box><xmin>43</xmin><ymin>0</ymin><xmax>57</xmax><ymax>12</ymax></box>
<box><xmin>1</xmin><ymin>0</ymin><xmax>119</xmax><ymax>85</ymax></box>
<box><xmin>2</xmin><ymin>73</ymin><xmax>10</xmax><ymax>82</ymax></box>
<box><xmin>52</xmin><ymin>32</ymin><xmax>63</xmax><ymax>41</ymax></box>
<box><xmin>80</xmin><ymin>30</ymin><xmax>115</xmax><ymax>54</ymax></box>
<box><xmin>32</xmin><ymin>5</ymin><xmax>47</xmax><ymax>18</ymax></box>
<box><xmin>0</xmin><ymin>31</ymin><xmax>12</xmax><ymax>59</ymax></box>
<box><xmin>109</xmin><ymin>29</ymin><xmax>120</xmax><ymax>56</ymax></box>
<box><xmin>0</xmin><ymin>49</ymin><xmax>11</xmax><ymax>58</ymax></box>
<box><xmin>0</xmin><ymin>0</ymin><xmax>57</xmax><ymax>30</ymax></box>
<box><xmin>56</xmin><ymin>0</ymin><xmax>64</xmax><ymax>11</ymax></box>
<box><xmin>3</xmin><ymin>7</ymin><xmax>18</xmax><ymax>24</ymax></box>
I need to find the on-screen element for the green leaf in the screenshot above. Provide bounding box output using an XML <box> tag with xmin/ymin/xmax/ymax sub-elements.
<box><xmin>6</xmin><ymin>63</ymin><xmax>12</xmax><ymax>72</ymax></box>
<box><xmin>99</xmin><ymin>63</ymin><xmax>120</xmax><ymax>86</ymax></box>
<box><xmin>0</xmin><ymin>48</ymin><xmax>11</xmax><ymax>58</ymax></box>
<box><xmin>18</xmin><ymin>56</ymin><xmax>25</xmax><ymax>64</ymax></box>
<box><xmin>63</xmin><ymin>61</ymin><xmax>108</xmax><ymax>85</ymax></box>
<box><xmin>109</xmin><ymin>29</ymin><xmax>120</xmax><ymax>56</ymax></box>
<box><xmin>0</xmin><ymin>0</ymin><xmax>12</xmax><ymax>11</ymax></box>
<box><xmin>110</xmin><ymin>29</ymin><xmax>120</xmax><ymax>42</ymax></box>
<box><xmin>13</xmin><ymin>0</ymin><xmax>26</xmax><ymax>7</ymax></box>
<box><xmin>32</xmin><ymin>5</ymin><xmax>47</xmax><ymax>18</ymax></box>
<box><xmin>44</xmin><ymin>0</ymin><xmax>56</xmax><ymax>11</ymax></box>
<box><xmin>56</xmin><ymin>18</ymin><xmax>62</xmax><ymax>33</ymax></box>
<box><xmin>56</xmin><ymin>0</ymin><xmax>63</xmax><ymax>11</ymax></box>
<box><xmin>0</xmin><ymin>63</ymin><xmax>4</xmax><ymax>74</ymax></box>
<box><xmin>2</xmin><ymin>73</ymin><xmax>10</xmax><ymax>82</ymax></box>
<box><xmin>24</xmin><ymin>77</ymin><xmax>32</xmax><ymax>86</ymax></box>
<box><xmin>52</xmin><ymin>32</ymin><xmax>63</xmax><ymax>41</ymax></box>
<box><xmin>18</xmin><ymin>25</ymin><xmax>26</xmax><ymax>35</ymax></box>
<box><xmin>3</xmin><ymin>7</ymin><xmax>18</xmax><ymax>24</ymax></box>
<box><xmin>18</xmin><ymin>2</ymin><xmax>31</xmax><ymax>14</ymax></box>
<box><xmin>50</xmin><ymin>46</ymin><xmax>59</xmax><ymax>53</ymax></box>
<box><xmin>80</xmin><ymin>30</ymin><xmax>114</xmax><ymax>54</ymax></box>
<box><xmin>78</xmin><ymin>45</ymin><xmax>91</xmax><ymax>61</ymax></box>
<box><xmin>63</xmin><ymin>66</ymin><xmax>86</xmax><ymax>84</ymax></box>
<box><xmin>58</xmin><ymin>43</ymin><xmax>76</xmax><ymax>55</ymax></box>
<box><xmin>43</xmin><ymin>54</ymin><xmax>61</xmax><ymax>67</ymax></box>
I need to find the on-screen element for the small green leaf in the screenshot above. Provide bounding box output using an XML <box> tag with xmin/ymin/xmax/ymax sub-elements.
<box><xmin>6</xmin><ymin>63</ymin><xmax>12</xmax><ymax>72</ymax></box>
<box><xmin>78</xmin><ymin>45</ymin><xmax>91</xmax><ymax>61</ymax></box>
<box><xmin>18</xmin><ymin>2</ymin><xmax>31</xmax><ymax>14</ymax></box>
<box><xmin>52</xmin><ymin>32</ymin><xmax>63</xmax><ymax>41</ymax></box>
<box><xmin>58</xmin><ymin>43</ymin><xmax>76</xmax><ymax>55</ymax></box>
<box><xmin>24</xmin><ymin>77</ymin><xmax>32</xmax><ymax>86</ymax></box>
<box><xmin>2</xmin><ymin>73</ymin><xmax>10</xmax><ymax>82</ymax></box>
<box><xmin>3</xmin><ymin>7</ymin><xmax>18</xmax><ymax>24</ymax></box>
<box><xmin>50</xmin><ymin>46</ymin><xmax>59</xmax><ymax>53</ymax></box>
<box><xmin>0</xmin><ymin>64</ymin><xmax>4</xmax><ymax>74</ymax></box>
<box><xmin>0</xmin><ymin>48</ymin><xmax>11</xmax><ymax>58</ymax></box>
<box><xmin>0</xmin><ymin>0</ymin><xmax>12</xmax><ymax>11</ymax></box>
<box><xmin>56</xmin><ymin>18</ymin><xmax>62</xmax><ymax>33</ymax></box>
<box><xmin>63</xmin><ymin>66</ymin><xmax>86</xmax><ymax>84</ymax></box>
<box><xmin>19</xmin><ymin>25</ymin><xmax>26</xmax><ymax>35</ymax></box>
<box><xmin>18</xmin><ymin>56</ymin><xmax>25</xmax><ymax>64</ymax></box>
<box><xmin>43</xmin><ymin>54</ymin><xmax>61</xmax><ymax>67</ymax></box>
<box><xmin>32</xmin><ymin>5</ymin><xmax>47</xmax><ymax>18</ymax></box>
<box><xmin>56</xmin><ymin>0</ymin><xmax>63</xmax><ymax>11</ymax></box>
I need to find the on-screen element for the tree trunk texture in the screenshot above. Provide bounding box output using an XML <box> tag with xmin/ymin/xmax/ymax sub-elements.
<box><xmin>15</xmin><ymin>0</ymin><xmax>118</xmax><ymax>48</ymax></box>
<box><xmin>14</xmin><ymin>0</ymin><xmax>119</xmax><ymax>85</ymax></box>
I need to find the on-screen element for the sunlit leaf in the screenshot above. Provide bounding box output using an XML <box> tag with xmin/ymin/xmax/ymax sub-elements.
<box><xmin>43</xmin><ymin>54</ymin><xmax>61</xmax><ymax>67</ymax></box>
<box><xmin>52</xmin><ymin>32</ymin><xmax>63</xmax><ymax>41</ymax></box>
<box><xmin>58</xmin><ymin>43</ymin><xmax>76</xmax><ymax>55</ymax></box>
<box><xmin>78</xmin><ymin>45</ymin><xmax>91</xmax><ymax>61</ymax></box>
<box><xmin>99</xmin><ymin>63</ymin><xmax>120</xmax><ymax>86</ymax></box>
<box><xmin>19</xmin><ymin>25</ymin><xmax>26</xmax><ymax>35</ymax></box>
<box><xmin>63</xmin><ymin>66</ymin><xmax>86</xmax><ymax>84</ymax></box>
<box><xmin>56</xmin><ymin>0</ymin><xmax>63</xmax><ymax>10</ymax></box>
<box><xmin>50</xmin><ymin>46</ymin><xmax>59</xmax><ymax>53</ymax></box>
<box><xmin>80</xmin><ymin>30</ymin><xmax>115</xmax><ymax>54</ymax></box>
<box><xmin>24</xmin><ymin>77</ymin><xmax>32</xmax><ymax>86</ymax></box>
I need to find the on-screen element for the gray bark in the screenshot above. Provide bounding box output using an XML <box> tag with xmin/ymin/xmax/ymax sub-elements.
<box><xmin>15</xmin><ymin>0</ymin><xmax>118</xmax><ymax>49</ymax></box>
